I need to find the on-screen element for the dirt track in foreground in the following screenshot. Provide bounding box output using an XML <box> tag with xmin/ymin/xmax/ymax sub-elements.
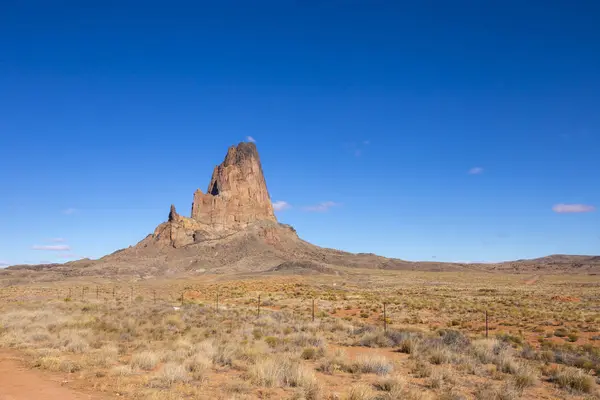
<box><xmin>0</xmin><ymin>351</ymin><xmax>108</xmax><ymax>400</ymax></box>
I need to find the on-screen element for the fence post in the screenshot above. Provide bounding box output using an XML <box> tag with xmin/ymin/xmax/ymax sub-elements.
<box><xmin>181</xmin><ymin>291</ymin><xmax>184</xmax><ymax>306</ymax></box>
<box><xmin>113</xmin><ymin>287</ymin><xmax>115</xmax><ymax>299</ymax></box>
<box><xmin>312</xmin><ymin>298</ymin><xmax>315</xmax><ymax>322</ymax></box>
<box><xmin>383</xmin><ymin>302</ymin><xmax>387</xmax><ymax>332</ymax></box>
<box><xmin>485</xmin><ymin>310</ymin><xmax>489</xmax><ymax>338</ymax></box>
<box><xmin>257</xmin><ymin>294</ymin><xmax>261</xmax><ymax>318</ymax></box>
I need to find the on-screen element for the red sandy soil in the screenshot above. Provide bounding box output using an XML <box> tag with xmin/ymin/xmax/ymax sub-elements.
<box><xmin>524</xmin><ymin>275</ymin><xmax>540</xmax><ymax>285</ymax></box>
<box><xmin>550</xmin><ymin>295</ymin><xmax>581</xmax><ymax>302</ymax></box>
<box><xmin>0</xmin><ymin>351</ymin><xmax>109</xmax><ymax>400</ymax></box>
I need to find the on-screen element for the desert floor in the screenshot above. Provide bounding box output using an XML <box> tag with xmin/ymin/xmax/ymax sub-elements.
<box><xmin>1</xmin><ymin>270</ymin><xmax>599</xmax><ymax>399</ymax></box>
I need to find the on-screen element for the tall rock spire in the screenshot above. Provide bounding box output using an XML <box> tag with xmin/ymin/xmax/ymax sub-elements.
<box><xmin>191</xmin><ymin>142</ymin><xmax>276</xmax><ymax>232</ymax></box>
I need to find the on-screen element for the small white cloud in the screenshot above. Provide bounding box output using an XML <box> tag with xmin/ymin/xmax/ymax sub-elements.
<box><xmin>468</xmin><ymin>167</ymin><xmax>484</xmax><ymax>175</ymax></box>
<box><xmin>272</xmin><ymin>200</ymin><xmax>291</xmax><ymax>211</ymax></box>
<box><xmin>32</xmin><ymin>245</ymin><xmax>71</xmax><ymax>251</ymax></box>
<box><xmin>246</xmin><ymin>136</ymin><xmax>256</xmax><ymax>143</ymax></box>
<box><xmin>552</xmin><ymin>204</ymin><xmax>595</xmax><ymax>213</ymax></box>
<box><xmin>62</xmin><ymin>208</ymin><xmax>78</xmax><ymax>215</ymax></box>
<box><xmin>302</xmin><ymin>201</ymin><xmax>340</xmax><ymax>212</ymax></box>
<box><xmin>50</xmin><ymin>238</ymin><xmax>66</xmax><ymax>243</ymax></box>
<box><xmin>0</xmin><ymin>260</ymin><xmax>9</xmax><ymax>267</ymax></box>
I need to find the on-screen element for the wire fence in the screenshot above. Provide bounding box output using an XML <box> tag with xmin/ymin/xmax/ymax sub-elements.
<box><xmin>0</xmin><ymin>285</ymin><xmax>491</xmax><ymax>338</ymax></box>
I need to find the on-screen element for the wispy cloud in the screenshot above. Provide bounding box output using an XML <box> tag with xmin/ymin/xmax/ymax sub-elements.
<box><xmin>246</xmin><ymin>136</ymin><xmax>256</xmax><ymax>143</ymax></box>
<box><xmin>32</xmin><ymin>245</ymin><xmax>71</xmax><ymax>251</ymax></box>
<box><xmin>345</xmin><ymin>140</ymin><xmax>370</xmax><ymax>157</ymax></box>
<box><xmin>552</xmin><ymin>204</ymin><xmax>596</xmax><ymax>213</ymax></box>
<box><xmin>272</xmin><ymin>200</ymin><xmax>291</xmax><ymax>211</ymax></box>
<box><xmin>468</xmin><ymin>167</ymin><xmax>484</xmax><ymax>175</ymax></box>
<box><xmin>62</xmin><ymin>208</ymin><xmax>78</xmax><ymax>215</ymax></box>
<box><xmin>0</xmin><ymin>261</ymin><xmax>9</xmax><ymax>268</ymax></box>
<box><xmin>50</xmin><ymin>238</ymin><xmax>66</xmax><ymax>243</ymax></box>
<box><xmin>302</xmin><ymin>201</ymin><xmax>340</xmax><ymax>212</ymax></box>
<box><xmin>57</xmin><ymin>253</ymin><xmax>78</xmax><ymax>259</ymax></box>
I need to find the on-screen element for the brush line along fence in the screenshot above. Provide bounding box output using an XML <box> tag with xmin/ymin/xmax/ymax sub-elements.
<box><xmin>1</xmin><ymin>285</ymin><xmax>492</xmax><ymax>338</ymax></box>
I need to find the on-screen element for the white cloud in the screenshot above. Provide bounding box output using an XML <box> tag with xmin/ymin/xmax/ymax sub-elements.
<box><xmin>50</xmin><ymin>238</ymin><xmax>66</xmax><ymax>243</ymax></box>
<box><xmin>246</xmin><ymin>136</ymin><xmax>256</xmax><ymax>143</ymax></box>
<box><xmin>32</xmin><ymin>245</ymin><xmax>71</xmax><ymax>251</ymax></box>
<box><xmin>552</xmin><ymin>204</ymin><xmax>595</xmax><ymax>213</ymax></box>
<box><xmin>272</xmin><ymin>200</ymin><xmax>291</xmax><ymax>211</ymax></box>
<box><xmin>468</xmin><ymin>167</ymin><xmax>484</xmax><ymax>175</ymax></box>
<box><xmin>302</xmin><ymin>201</ymin><xmax>340</xmax><ymax>212</ymax></box>
<box><xmin>62</xmin><ymin>208</ymin><xmax>78</xmax><ymax>215</ymax></box>
<box><xmin>0</xmin><ymin>260</ymin><xmax>9</xmax><ymax>268</ymax></box>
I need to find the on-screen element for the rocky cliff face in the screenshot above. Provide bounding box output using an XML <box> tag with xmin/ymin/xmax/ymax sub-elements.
<box><xmin>149</xmin><ymin>142</ymin><xmax>278</xmax><ymax>248</ymax></box>
<box><xmin>191</xmin><ymin>142</ymin><xmax>276</xmax><ymax>232</ymax></box>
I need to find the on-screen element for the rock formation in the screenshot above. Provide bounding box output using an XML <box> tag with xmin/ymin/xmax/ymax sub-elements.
<box><xmin>191</xmin><ymin>142</ymin><xmax>276</xmax><ymax>232</ymax></box>
<box><xmin>150</xmin><ymin>142</ymin><xmax>278</xmax><ymax>248</ymax></box>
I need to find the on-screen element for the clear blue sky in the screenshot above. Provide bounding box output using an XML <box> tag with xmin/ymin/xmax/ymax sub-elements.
<box><xmin>1</xmin><ymin>1</ymin><xmax>599</xmax><ymax>266</ymax></box>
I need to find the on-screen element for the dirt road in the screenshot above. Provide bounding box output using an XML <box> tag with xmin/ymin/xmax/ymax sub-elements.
<box><xmin>0</xmin><ymin>352</ymin><xmax>107</xmax><ymax>400</ymax></box>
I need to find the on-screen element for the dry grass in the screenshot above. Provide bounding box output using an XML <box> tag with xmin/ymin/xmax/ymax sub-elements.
<box><xmin>551</xmin><ymin>366</ymin><xmax>596</xmax><ymax>393</ymax></box>
<box><xmin>346</xmin><ymin>383</ymin><xmax>375</xmax><ymax>400</ymax></box>
<box><xmin>131</xmin><ymin>350</ymin><xmax>160</xmax><ymax>371</ymax></box>
<box><xmin>153</xmin><ymin>362</ymin><xmax>190</xmax><ymax>387</ymax></box>
<box><xmin>353</xmin><ymin>354</ymin><xmax>394</xmax><ymax>375</ymax></box>
<box><xmin>0</xmin><ymin>272</ymin><xmax>599</xmax><ymax>399</ymax></box>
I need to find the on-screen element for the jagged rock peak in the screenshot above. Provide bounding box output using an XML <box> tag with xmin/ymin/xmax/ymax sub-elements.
<box><xmin>190</xmin><ymin>141</ymin><xmax>276</xmax><ymax>233</ymax></box>
<box><xmin>168</xmin><ymin>204</ymin><xmax>179</xmax><ymax>222</ymax></box>
<box><xmin>222</xmin><ymin>142</ymin><xmax>261</xmax><ymax>167</ymax></box>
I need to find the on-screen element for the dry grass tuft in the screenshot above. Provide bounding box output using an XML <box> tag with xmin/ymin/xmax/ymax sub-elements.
<box><xmin>110</xmin><ymin>364</ymin><xmax>133</xmax><ymax>376</ymax></box>
<box><xmin>353</xmin><ymin>354</ymin><xmax>393</xmax><ymax>375</ymax></box>
<box><xmin>346</xmin><ymin>383</ymin><xmax>375</xmax><ymax>400</ymax></box>
<box><xmin>512</xmin><ymin>363</ymin><xmax>538</xmax><ymax>390</ymax></box>
<box><xmin>474</xmin><ymin>382</ymin><xmax>521</xmax><ymax>400</ymax></box>
<box><xmin>131</xmin><ymin>350</ymin><xmax>160</xmax><ymax>371</ymax></box>
<box><xmin>551</xmin><ymin>366</ymin><xmax>596</xmax><ymax>393</ymax></box>
<box><xmin>153</xmin><ymin>362</ymin><xmax>190</xmax><ymax>387</ymax></box>
<box><xmin>248</xmin><ymin>357</ymin><xmax>283</xmax><ymax>387</ymax></box>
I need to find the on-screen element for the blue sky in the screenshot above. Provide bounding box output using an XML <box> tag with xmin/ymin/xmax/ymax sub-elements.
<box><xmin>1</xmin><ymin>1</ymin><xmax>599</xmax><ymax>266</ymax></box>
